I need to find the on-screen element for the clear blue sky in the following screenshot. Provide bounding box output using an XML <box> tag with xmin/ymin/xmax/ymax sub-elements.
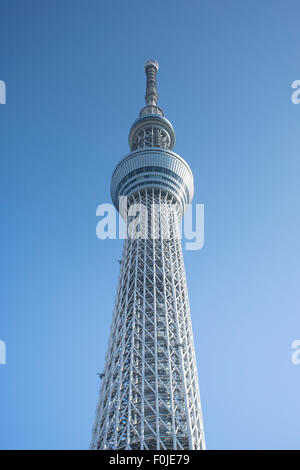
<box><xmin>1</xmin><ymin>0</ymin><xmax>300</xmax><ymax>450</ymax></box>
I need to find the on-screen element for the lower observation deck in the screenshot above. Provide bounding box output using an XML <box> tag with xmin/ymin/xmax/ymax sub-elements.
<box><xmin>111</xmin><ymin>148</ymin><xmax>194</xmax><ymax>218</ymax></box>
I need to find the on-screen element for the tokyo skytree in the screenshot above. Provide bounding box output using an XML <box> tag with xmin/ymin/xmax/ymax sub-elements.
<box><xmin>90</xmin><ymin>60</ymin><xmax>205</xmax><ymax>450</ymax></box>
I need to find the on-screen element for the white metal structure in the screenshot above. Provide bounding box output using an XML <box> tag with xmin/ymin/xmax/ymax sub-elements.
<box><xmin>90</xmin><ymin>60</ymin><xmax>205</xmax><ymax>450</ymax></box>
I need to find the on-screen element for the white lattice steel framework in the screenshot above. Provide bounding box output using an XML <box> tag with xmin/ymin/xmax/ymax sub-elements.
<box><xmin>90</xmin><ymin>60</ymin><xmax>205</xmax><ymax>450</ymax></box>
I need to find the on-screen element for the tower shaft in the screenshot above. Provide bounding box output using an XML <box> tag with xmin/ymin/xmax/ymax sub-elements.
<box><xmin>91</xmin><ymin>189</ymin><xmax>205</xmax><ymax>450</ymax></box>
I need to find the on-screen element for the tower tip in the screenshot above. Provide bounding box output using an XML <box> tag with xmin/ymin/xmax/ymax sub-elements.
<box><xmin>144</xmin><ymin>59</ymin><xmax>159</xmax><ymax>71</ymax></box>
<box><xmin>144</xmin><ymin>59</ymin><xmax>159</xmax><ymax>106</ymax></box>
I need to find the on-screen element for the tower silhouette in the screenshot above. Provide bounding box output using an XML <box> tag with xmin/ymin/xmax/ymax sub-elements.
<box><xmin>91</xmin><ymin>60</ymin><xmax>205</xmax><ymax>450</ymax></box>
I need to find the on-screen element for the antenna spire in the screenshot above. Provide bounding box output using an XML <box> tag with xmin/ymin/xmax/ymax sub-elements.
<box><xmin>144</xmin><ymin>59</ymin><xmax>159</xmax><ymax>106</ymax></box>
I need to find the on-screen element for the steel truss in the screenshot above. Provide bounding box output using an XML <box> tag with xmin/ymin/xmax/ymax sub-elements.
<box><xmin>90</xmin><ymin>189</ymin><xmax>205</xmax><ymax>450</ymax></box>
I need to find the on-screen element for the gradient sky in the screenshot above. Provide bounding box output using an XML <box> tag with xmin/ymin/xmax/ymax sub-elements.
<box><xmin>1</xmin><ymin>0</ymin><xmax>300</xmax><ymax>449</ymax></box>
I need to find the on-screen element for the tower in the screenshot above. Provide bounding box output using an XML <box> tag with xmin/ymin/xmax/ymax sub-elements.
<box><xmin>90</xmin><ymin>60</ymin><xmax>205</xmax><ymax>450</ymax></box>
